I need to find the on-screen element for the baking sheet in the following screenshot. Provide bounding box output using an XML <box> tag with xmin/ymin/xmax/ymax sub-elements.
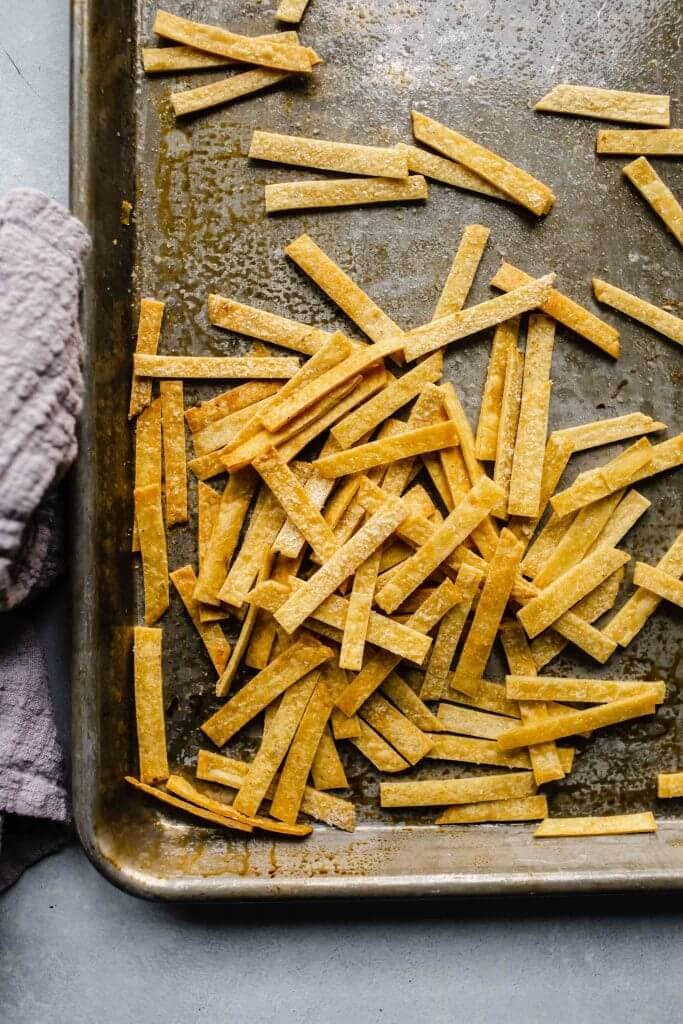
<box><xmin>72</xmin><ymin>0</ymin><xmax>683</xmax><ymax>899</ymax></box>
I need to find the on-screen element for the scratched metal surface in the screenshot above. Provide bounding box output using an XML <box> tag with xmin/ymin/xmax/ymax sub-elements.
<box><xmin>72</xmin><ymin>0</ymin><xmax>683</xmax><ymax>899</ymax></box>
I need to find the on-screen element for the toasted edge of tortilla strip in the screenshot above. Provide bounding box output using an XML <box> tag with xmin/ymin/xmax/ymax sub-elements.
<box><xmin>313</xmin><ymin>422</ymin><xmax>459</xmax><ymax>479</ymax></box>
<box><xmin>549</xmin><ymin>437</ymin><xmax>654</xmax><ymax>518</ymax></box>
<box><xmin>170</xmin><ymin>566</ymin><xmax>231</xmax><ymax>674</ymax></box>
<box><xmin>475</xmin><ymin>317</ymin><xmax>520</xmax><ymax>460</ymax></box>
<box><xmin>596</xmin><ymin>128</ymin><xmax>683</xmax><ymax>155</ymax></box>
<box><xmin>311</xmin><ymin>724</ymin><xmax>348</xmax><ymax>790</ymax></box>
<box><xmin>380</xmin><ymin>771</ymin><xmax>536</xmax><ymax>808</ymax></box>
<box><xmin>623</xmin><ymin>157</ymin><xmax>683</xmax><ymax>246</ymax></box>
<box><xmin>208</xmin><ymin>294</ymin><xmax>329</xmax><ymax>356</ymax></box>
<box><xmin>349</xmin><ymin>719</ymin><xmax>410</xmax><ymax>772</ymax></box>
<box><xmin>498</xmin><ymin>693</ymin><xmax>656</xmax><ymax>750</ymax></box>
<box><xmin>436</xmin><ymin>703</ymin><xmax>516</xmax><ymax>740</ymax></box>
<box><xmin>593</xmin><ymin>278</ymin><xmax>683</xmax><ymax>346</ymax></box>
<box><xmin>396</xmin><ymin>141</ymin><xmax>511</xmax><ymax>198</ymax></box>
<box><xmin>492</xmin><ymin>346</ymin><xmax>524</xmax><ymax>517</ymax></box>
<box><xmin>134</xmin><ymin>353</ymin><xmax>300</xmax><ymax>379</ymax></box>
<box><xmin>437</xmin><ymin>794</ymin><xmax>549</xmax><ymax>824</ymax></box>
<box><xmin>534</xmin><ymin>812</ymin><xmax>656</xmax><ymax>837</ymax></box>
<box><xmin>125</xmin><ymin>777</ymin><xmax>253</xmax><ymax>833</ymax></box>
<box><xmin>420</xmin><ymin>564</ymin><xmax>484</xmax><ymax>700</ymax></box>
<box><xmin>133</xmin><ymin>626</ymin><xmax>169</xmax><ymax>784</ymax></box>
<box><xmin>265</xmin><ymin>174</ymin><xmax>428</xmax><ymax>212</ymax></box>
<box><xmin>250</xmin><ymin>130</ymin><xmax>409</xmax><ymax>178</ymax></box>
<box><xmin>132</xmin><ymin>397</ymin><xmax>162</xmax><ymax>552</ymax></box>
<box><xmin>535</xmin><ymin>85</ymin><xmax>670</xmax><ymax>126</ymax></box>
<box><xmin>166</xmin><ymin>775</ymin><xmax>312</xmax><ymax>836</ymax></box>
<box><xmin>551</xmin><ymin>412</ymin><xmax>666</xmax><ymax>452</ymax></box>
<box><xmin>632</xmin><ymin>562</ymin><xmax>683</xmax><ymax>608</ymax></box>
<box><xmin>129</xmin><ymin>299</ymin><xmax>165</xmax><ymax>418</ymax></box>
<box><xmin>434</xmin><ymin>224</ymin><xmax>490</xmax><ymax>318</ymax></box>
<box><xmin>533</xmin><ymin>490</ymin><xmax>623</xmax><ymax>587</ymax></box>
<box><xmin>135</xmin><ymin>483</ymin><xmax>169</xmax><ymax>624</ymax></box>
<box><xmin>427</xmin><ymin>733</ymin><xmax>531</xmax><ymax>768</ymax></box>
<box><xmin>505</xmin><ymin>674</ymin><xmax>665</xmax><ymax>704</ymax></box>
<box><xmin>172</xmin><ymin>68</ymin><xmax>292</xmax><ymax>116</ymax></box>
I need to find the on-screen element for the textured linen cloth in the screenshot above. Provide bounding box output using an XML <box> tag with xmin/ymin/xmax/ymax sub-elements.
<box><xmin>0</xmin><ymin>189</ymin><xmax>90</xmax><ymax>891</ymax></box>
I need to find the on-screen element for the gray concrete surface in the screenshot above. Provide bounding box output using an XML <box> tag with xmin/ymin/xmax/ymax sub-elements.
<box><xmin>1</xmin><ymin>3</ymin><xmax>682</xmax><ymax>1022</ymax></box>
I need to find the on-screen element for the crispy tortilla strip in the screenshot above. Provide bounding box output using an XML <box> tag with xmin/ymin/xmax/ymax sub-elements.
<box><xmin>186</xmin><ymin>381</ymin><xmax>281</xmax><ymax>433</ymax></box>
<box><xmin>133</xmin><ymin>627</ymin><xmax>168</xmax><ymax>785</ymax></box>
<box><xmin>349</xmin><ymin>719</ymin><xmax>410</xmax><ymax>772</ymax></box>
<box><xmin>129</xmin><ymin>298</ymin><xmax>165</xmax><ymax>418</ymax></box>
<box><xmin>535</xmin><ymin>85</ymin><xmax>670</xmax><ymax>126</ymax></box>
<box><xmin>526</xmin><ymin>598</ymin><xmax>618</xmax><ymax>662</ymax></box>
<box><xmin>321</xmin><ymin>662</ymin><xmax>362</xmax><ymax>740</ymax></box>
<box><xmin>265</xmin><ymin>174</ymin><xmax>428</xmax><ymax>213</ymax></box>
<box><xmin>633</xmin><ymin>562</ymin><xmax>683</xmax><ymax>608</ymax></box>
<box><xmin>245</xmin><ymin>554</ymin><xmax>300</xmax><ymax>670</ymax></box>
<box><xmin>339</xmin><ymin>548</ymin><xmax>382</xmax><ymax>671</ymax></box>
<box><xmin>274</xmin><ymin>459</ymin><xmax>338</xmax><ymax>559</ymax></box>
<box><xmin>271</xmin><ymin>677</ymin><xmax>336</xmax><ymax>823</ymax></box>
<box><xmin>551</xmin><ymin>412</ymin><xmax>666</xmax><ymax>452</ymax></box>
<box><xmin>493</xmin><ymin>346</ymin><xmax>524</xmax><ymax>516</ymax></box>
<box><xmin>250</xmin><ymin>130</ymin><xmax>408</xmax><ymax>178</ymax></box>
<box><xmin>170</xmin><ymin>566</ymin><xmax>231</xmax><ymax>674</ymax></box>
<box><xmin>215</xmin><ymin>554</ymin><xmax>273</xmax><ymax>698</ymax></box>
<box><xmin>521</xmin><ymin>509</ymin><xmax>577</xmax><ymax>579</ymax></box>
<box><xmin>445</xmin><ymin>680</ymin><xmax>521</xmax><ymax>718</ymax></box>
<box><xmin>153</xmin><ymin>10</ymin><xmax>314</xmax><ymax>72</ymax></box>
<box><xmin>276</xmin><ymin>0</ymin><xmax>311</xmax><ymax>24</ymax></box>
<box><xmin>274</xmin><ymin>499</ymin><xmax>408</xmax><ymax>634</ymax></box>
<box><xmin>197</xmin><ymin>751</ymin><xmax>356</xmax><ymax>831</ymax></box>
<box><xmin>132</xmin><ymin>397</ymin><xmax>162</xmax><ymax>552</ymax></box>
<box><xmin>331</xmin><ymin>353</ymin><xmax>443</xmax><ymax>449</ymax></box>
<box><xmin>436</xmin><ymin>703</ymin><xmax>516</xmax><ymax>740</ymax></box>
<box><xmin>285</xmin><ymin>234</ymin><xmax>405</xmax><ymax>346</ymax></box>
<box><xmin>253</xmin><ymin>448</ymin><xmax>338</xmax><ymax>561</ymax></box>
<box><xmin>657</xmin><ymin>773</ymin><xmax>683</xmax><ymax>799</ymax></box>
<box><xmin>172</xmin><ymin>68</ymin><xmax>292</xmax><ymax>117</ymax></box>
<box><xmin>437</xmin><ymin>794</ymin><xmax>549</xmax><ymax>824</ymax></box>
<box><xmin>427</xmin><ymin>734</ymin><xmax>531</xmax><ymax>769</ymax></box>
<box><xmin>165</xmin><ymin>775</ymin><xmax>312</xmax><ymax>837</ymax></box>
<box><xmin>508</xmin><ymin>435</ymin><xmax>574</xmax><ymax>549</ymax></box>
<box><xmin>593</xmin><ymin>278</ymin><xmax>683</xmax><ymax>346</ymax></box>
<box><xmin>142</xmin><ymin>45</ymin><xmax>233</xmax><ymax>73</ymax></box>
<box><xmin>134</xmin><ymin>353</ymin><xmax>300</xmax><ymax>379</ymax></box>
<box><xmin>596</xmin><ymin>128</ymin><xmax>683</xmax><ymax>155</ymax></box>
<box><xmin>219</xmin><ymin>486</ymin><xmax>286</xmax><ymax>607</ymax></box>
<box><xmin>135</xmin><ymin>483</ymin><xmax>169</xmax><ymax>624</ymax></box>
<box><xmin>507</xmin><ymin>314</ymin><xmax>554</xmax><ymax>517</ymax></box>
<box><xmin>192</xmin><ymin>397</ymin><xmax>277</xmax><ymax>457</ymax></box>
<box><xmin>208</xmin><ymin>294</ymin><xmax>329</xmax><ymax>356</ymax></box>
<box><xmin>202</xmin><ymin>637</ymin><xmax>333</xmax><ymax>746</ymax></box>
<box><xmin>126</xmin><ymin>777</ymin><xmax>253</xmax><ymax>834</ymax></box>
<box><xmin>505</xmin><ymin>675</ymin><xmax>665</xmax><ymax>704</ymax></box>
<box><xmin>194</xmin><ymin>470</ymin><xmax>257</xmax><ymax>605</ymax></box>
<box><xmin>421</xmin><ymin>564</ymin><xmax>484</xmax><ymax>701</ymax></box>
<box><xmin>530</xmin><ymin>567</ymin><xmax>624</xmax><ymax>668</ymax></box>
<box><xmin>475</xmin><ymin>317</ymin><xmax>520</xmax><ymax>460</ymax></box>
<box><xmin>411</xmin><ymin>110</ymin><xmax>554</xmax><ymax>215</ymax></box>
<box><xmin>533</xmin><ymin>490</ymin><xmax>623</xmax><ymax>587</ymax></box>
<box><xmin>623</xmin><ymin>157</ymin><xmax>683</xmax><ymax>246</ymax></box>
<box><xmin>627</xmin><ymin>433</ymin><xmax>683</xmax><ymax>485</ymax></box>
<box><xmin>314</xmin><ymin>422</ymin><xmax>459</xmax><ymax>479</ymax></box>
<box><xmin>311</xmin><ymin>724</ymin><xmax>348</xmax><ymax>790</ymax></box>
<box><xmin>451</xmin><ymin>529</ymin><xmax>524</xmax><ymax>695</ymax></box>
<box><xmin>360</xmin><ymin>694</ymin><xmax>433</xmax><ymax>765</ymax></box>
<box><xmin>491</xmin><ymin>262</ymin><xmax>620</xmax><ymax>358</ymax></box>
<box><xmin>535</xmin><ymin>813</ymin><xmax>656</xmax><ymax>838</ymax></box>
<box><xmin>380</xmin><ymin>540</ymin><xmax>412</xmax><ymax>572</ymax></box>
<box><xmin>380</xmin><ymin>771</ymin><xmax>535</xmax><ymax>808</ymax></box>
<box><xmin>498</xmin><ymin>693</ymin><xmax>656</xmax><ymax>750</ymax></box>
<box><xmin>439</xmin><ymin>383</ymin><xmax>489</xmax><ymax>490</ymax></box>
<box><xmin>404</xmin><ymin>274</ymin><xmax>555</xmax><ymax>361</ymax></box>
<box><xmin>434</xmin><ymin>224</ymin><xmax>490</xmax><ymax>317</ymax></box>
<box><xmin>395</xmin><ymin>142</ymin><xmax>511</xmax><ymax>199</ymax></box>
<box><xmin>159</xmin><ymin>381</ymin><xmax>188</xmax><ymax>525</ymax></box>
<box><xmin>381</xmin><ymin>672</ymin><xmax>444</xmax><ymax>732</ymax></box>
<box><xmin>550</xmin><ymin>437</ymin><xmax>653</xmax><ymax>518</ymax></box>
<box><xmin>197</xmin><ymin>482</ymin><xmax>220</xmax><ymax>571</ymax></box>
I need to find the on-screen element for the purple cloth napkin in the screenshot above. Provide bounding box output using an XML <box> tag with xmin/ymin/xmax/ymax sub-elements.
<box><xmin>0</xmin><ymin>189</ymin><xmax>90</xmax><ymax>891</ymax></box>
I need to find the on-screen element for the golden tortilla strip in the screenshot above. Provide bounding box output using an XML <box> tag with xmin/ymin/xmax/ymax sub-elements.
<box><xmin>253</xmin><ymin>448</ymin><xmax>338</xmax><ymax>561</ymax></box>
<box><xmin>623</xmin><ymin>157</ymin><xmax>683</xmax><ymax>246</ymax></box>
<box><xmin>427</xmin><ymin>734</ymin><xmax>532</xmax><ymax>769</ymax></box>
<box><xmin>626</xmin><ymin>433</ymin><xmax>683</xmax><ymax>486</ymax></box>
<box><xmin>285</xmin><ymin>234</ymin><xmax>406</xmax><ymax>346</ymax></box>
<box><xmin>274</xmin><ymin>499</ymin><xmax>409</xmax><ymax>634</ymax></box>
<box><xmin>380</xmin><ymin>771</ymin><xmax>536</xmax><ymax>808</ymax></box>
<box><xmin>530</xmin><ymin>567</ymin><xmax>624</xmax><ymax>669</ymax></box>
<box><xmin>521</xmin><ymin>509</ymin><xmax>577</xmax><ymax>579</ymax></box>
<box><xmin>192</xmin><ymin>397</ymin><xmax>278</xmax><ymax>457</ymax></box>
<box><xmin>271</xmin><ymin>676</ymin><xmax>336</xmax><ymax>823</ymax></box>
<box><xmin>434</xmin><ymin>224</ymin><xmax>490</xmax><ymax>317</ymax></box>
<box><xmin>593</xmin><ymin>278</ymin><xmax>683</xmax><ymax>346</ymax></box>
<box><xmin>159</xmin><ymin>381</ymin><xmax>188</xmax><ymax>525</ymax></box>
<box><xmin>135</xmin><ymin>483</ymin><xmax>169</xmax><ymax>624</ymax></box>
<box><xmin>250</xmin><ymin>130</ymin><xmax>408</xmax><ymax>178</ymax></box>
<box><xmin>535</xmin><ymin>85</ymin><xmax>670</xmax><ymax>126</ymax></box>
<box><xmin>208</xmin><ymin>294</ymin><xmax>330</xmax><ymax>356</ymax></box>
<box><xmin>132</xmin><ymin>397</ymin><xmax>162</xmax><ymax>552</ymax></box>
<box><xmin>436</xmin><ymin>703</ymin><xmax>516</xmax><ymax>740</ymax></box>
<box><xmin>186</xmin><ymin>381</ymin><xmax>281</xmax><ymax>433</ymax></box>
<box><xmin>551</xmin><ymin>412</ymin><xmax>665</xmax><ymax>452</ymax></box>
<box><xmin>395</xmin><ymin>142</ymin><xmax>511</xmax><ymax>199</ymax></box>
<box><xmin>508</xmin><ymin>435</ymin><xmax>574</xmax><ymax>550</ymax></box>
<box><xmin>153</xmin><ymin>10</ymin><xmax>314</xmax><ymax>72</ymax></box>
<box><xmin>142</xmin><ymin>45</ymin><xmax>233</xmax><ymax>73</ymax></box>
<box><xmin>165</xmin><ymin>775</ymin><xmax>312</xmax><ymax>837</ymax></box>
<box><xmin>437</xmin><ymin>795</ymin><xmax>549</xmax><ymax>825</ymax></box>
<box><xmin>360</xmin><ymin>693</ymin><xmax>433</xmax><ymax>765</ymax></box>
<box><xmin>445</xmin><ymin>679</ymin><xmax>520</xmax><ymax>718</ymax></box>
<box><xmin>276</xmin><ymin>0</ymin><xmax>310</xmax><ymax>23</ymax></box>
<box><xmin>320</xmin><ymin>662</ymin><xmax>362</xmax><ymax>741</ymax></box>
<box><xmin>411</xmin><ymin>110</ymin><xmax>554</xmax><ymax>215</ymax></box>
<box><xmin>172</xmin><ymin>68</ymin><xmax>292</xmax><ymax>117</ymax></box>
<box><xmin>533</xmin><ymin>490</ymin><xmax>623</xmax><ymax>587</ymax></box>
<box><xmin>215</xmin><ymin>555</ymin><xmax>273</xmax><ymax>699</ymax></box>
<box><xmin>314</xmin><ymin>422</ymin><xmax>459</xmax><ymax>479</ymax></box>
<box><xmin>274</xmin><ymin>458</ymin><xmax>338</xmax><ymax>559</ymax></box>
<box><xmin>550</xmin><ymin>437</ymin><xmax>654</xmax><ymax>518</ymax></box>
<box><xmin>381</xmin><ymin>672</ymin><xmax>445</xmax><ymax>733</ymax></box>
<box><xmin>475</xmin><ymin>317</ymin><xmax>521</xmax><ymax>461</ymax></box>
<box><xmin>507</xmin><ymin>314</ymin><xmax>555</xmax><ymax>518</ymax></box>
<box><xmin>633</xmin><ymin>562</ymin><xmax>683</xmax><ymax>608</ymax></box>
<box><xmin>134</xmin><ymin>353</ymin><xmax>300</xmax><ymax>379</ymax></box>
<box><xmin>657</xmin><ymin>773</ymin><xmax>683</xmax><ymax>799</ymax></box>
<box><xmin>349</xmin><ymin>720</ymin><xmax>410</xmax><ymax>773</ymax></box>
<box><xmin>170</xmin><ymin>566</ymin><xmax>231</xmax><ymax>675</ymax></box>
<box><xmin>265</xmin><ymin>174</ymin><xmax>428</xmax><ymax>213</ymax></box>
<box><xmin>311</xmin><ymin>724</ymin><xmax>348</xmax><ymax>790</ymax></box>
<box><xmin>505</xmin><ymin>675</ymin><xmax>665</xmax><ymax>704</ymax></box>
<box><xmin>451</xmin><ymin>528</ymin><xmax>524</xmax><ymax>695</ymax></box>
<box><xmin>194</xmin><ymin>470</ymin><xmax>257</xmax><ymax>605</ymax></box>
<box><xmin>596</xmin><ymin>128</ymin><xmax>683</xmax><ymax>155</ymax></box>
<box><xmin>245</xmin><ymin>554</ymin><xmax>302</xmax><ymax>670</ymax></box>
<box><xmin>129</xmin><ymin>298</ymin><xmax>165</xmax><ymax>418</ymax></box>
<box><xmin>498</xmin><ymin>692</ymin><xmax>656</xmax><ymax>751</ymax></box>
<box><xmin>404</xmin><ymin>274</ymin><xmax>555</xmax><ymax>361</ymax></box>
<box><xmin>125</xmin><ymin>777</ymin><xmax>253</xmax><ymax>834</ymax></box>
<box><xmin>380</xmin><ymin>539</ymin><xmax>413</xmax><ymax>572</ymax></box>
<box><xmin>590</xmin><ymin>486</ymin><xmax>650</xmax><ymax>553</ymax></box>
<box><xmin>132</xmin><ymin>627</ymin><xmax>168</xmax><ymax>785</ymax></box>
<box><xmin>197</xmin><ymin>482</ymin><xmax>220</xmax><ymax>571</ymax></box>
<box><xmin>421</xmin><ymin>564</ymin><xmax>484</xmax><ymax>701</ymax></box>
<box><xmin>535</xmin><ymin>813</ymin><xmax>656</xmax><ymax>838</ymax></box>
<box><xmin>202</xmin><ymin>637</ymin><xmax>333</xmax><ymax>747</ymax></box>
<box><xmin>197</xmin><ymin>751</ymin><xmax>356</xmax><ymax>831</ymax></box>
<box><xmin>492</xmin><ymin>346</ymin><xmax>524</xmax><ymax>517</ymax></box>
<box><xmin>439</xmin><ymin>383</ymin><xmax>489</xmax><ymax>490</ymax></box>
<box><xmin>339</xmin><ymin>547</ymin><xmax>382</xmax><ymax>671</ymax></box>
<box><xmin>528</xmin><ymin>600</ymin><xmax>618</xmax><ymax>662</ymax></box>
<box><xmin>490</xmin><ymin>262</ymin><xmax>620</xmax><ymax>358</ymax></box>
<box><xmin>219</xmin><ymin>486</ymin><xmax>286</xmax><ymax>607</ymax></box>
<box><xmin>331</xmin><ymin>353</ymin><xmax>443</xmax><ymax>449</ymax></box>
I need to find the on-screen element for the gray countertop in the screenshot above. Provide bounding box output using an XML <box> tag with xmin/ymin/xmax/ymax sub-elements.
<box><xmin>1</xmin><ymin>4</ymin><xmax>682</xmax><ymax>1022</ymax></box>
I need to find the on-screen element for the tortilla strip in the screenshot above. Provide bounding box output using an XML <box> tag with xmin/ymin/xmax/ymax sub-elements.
<box><xmin>490</xmin><ymin>262</ymin><xmax>620</xmax><ymax>358</ymax></box>
<box><xmin>339</xmin><ymin>548</ymin><xmax>382</xmax><ymax>671</ymax></box>
<box><xmin>412</xmin><ymin>110</ymin><xmax>554</xmax><ymax>215</ymax></box>
<box><xmin>657</xmin><ymin>773</ymin><xmax>683</xmax><ymax>799</ymax></box>
<box><xmin>250</xmin><ymin>130</ymin><xmax>408</xmax><ymax>179</ymax></box>
<box><xmin>444</xmin><ymin>680</ymin><xmax>520</xmax><ymax>718</ymax></box>
<box><xmin>153</xmin><ymin>10</ymin><xmax>314</xmax><ymax>73</ymax></box>
<box><xmin>253</xmin><ymin>448</ymin><xmax>338</xmax><ymax>561</ymax></box>
<box><xmin>349</xmin><ymin>719</ymin><xmax>410</xmax><ymax>772</ymax></box>
<box><xmin>507</xmin><ymin>314</ymin><xmax>554</xmax><ymax>517</ymax></box>
<box><xmin>493</xmin><ymin>346</ymin><xmax>524</xmax><ymax>517</ymax></box>
<box><xmin>436</xmin><ymin>703</ymin><xmax>516</xmax><ymax>740</ymax></box>
<box><xmin>134</xmin><ymin>353</ymin><xmax>300</xmax><ymax>379</ymax></box>
<box><xmin>265</xmin><ymin>174</ymin><xmax>428</xmax><ymax>213</ymax></box>
<box><xmin>530</xmin><ymin>567</ymin><xmax>624</xmax><ymax>668</ymax></box>
<box><xmin>159</xmin><ymin>381</ymin><xmax>188</xmax><ymax>525</ymax></box>
<box><xmin>381</xmin><ymin>672</ymin><xmax>445</xmax><ymax>732</ymax></box>
<box><xmin>428</xmin><ymin>733</ymin><xmax>532</xmax><ymax>768</ymax></box>
<box><xmin>191</xmin><ymin>397</ymin><xmax>276</xmax><ymax>457</ymax></box>
<box><xmin>421</xmin><ymin>564</ymin><xmax>484</xmax><ymax>701</ymax></box>
<box><xmin>593</xmin><ymin>278</ymin><xmax>683</xmax><ymax>346</ymax></box>
<box><xmin>186</xmin><ymin>382</ymin><xmax>281</xmax><ymax>433</ymax></box>
<box><xmin>215</xmin><ymin>556</ymin><xmax>273</xmax><ymax>699</ymax></box>
<box><xmin>311</xmin><ymin>725</ymin><xmax>348</xmax><ymax>790</ymax></box>
<box><xmin>535</xmin><ymin>85</ymin><xmax>670</xmax><ymax>126</ymax></box>
<box><xmin>633</xmin><ymin>562</ymin><xmax>683</xmax><ymax>608</ymax></box>
<box><xmin>380</xmin><ymin>771</ymin><xmax>536</xmax><ymax>808</ymax></box>
<box><xmin>535</xmin><ymin>813</ymin><xmax>656</xmax><ymax>838</ymax></box>
<box><xmin>135</xmin><ymin>483</ymin><xmax>169</xmax><ymax>624</ymax></box>
<box><xmin>142</xmin><ymin>46</ymin><xmax>233</xmax><ymax>73</ymax></box>
<box><xmin>596</xmin><ymin>128</ymin><xmax>683</xmax><ymax>155</ymax></box>
<box><xmin>551</xmin><ymin>412</ymin><xmax>666</xmax><ymax>452</ymax></box>
<box><xmin>197</xmin><ymin>482</ymin><xmax>220</xmax><ymax>571</ymax></box>
<box><xmin>314</xmin><ymin>422</ymin><xmax>459</xmax><ymax>479</ymax></box>
<box><xmin>498</xmin><ymin>693</ymin><xmax>656</xmax><ymax>751</ymax></box>
<box><xmin>172</xmin><ymin>68</ymin><xmax>292</xmax><ymax>117</ymax></box>
<box><xmin>508</xmin><ymin>436</ymin><xmax>574</xmax><ymax>550</ymax></box>
<box><xmin>132</xmin><ymin>397</ymin><xmax>162</xmax><ymax>552</ymax></box>
<box><xmin>271</xmin><ymin>677</ymin><xmax>337</xmax><ymax>823</ymax></box>
<box><xmin>505</xmin><ymin>675</ymin><xmax>665</xmax><ymax>704</ymax></box>
<box><xmin>165</xmin><ymin>775</ymin><xmax>312</xmax><ymax>837</ymax></box>
<box><xmin>550</xmin><ymin>437</ymin><xmax>653</xmax><ymax>518</ymax></box>
<box><xmin>129</xmin><ymin>298</ymin><xmax>165</xmax><ymax>418</ymax></box>
<box><xmin>360</xmin><ymin>694</ymin><xmax>433</xmax><ymax>765</ymax></box>
<box><xmin>219</xmin><ymin>486</ymin><xmax>286</xmax><ymax>607</ymax></box>
<box><xmin>521</xmin><ymin>510</ymin><xmax>577</xmax><ymax>579</ymax></box>
<box><xmin>318</xmin><ymin>662</ymin><xmax>361</xmax><ymax>741</ymax></box>
<box><xmin>533</xmin><ymin>490</ymin><xmax>623</xmax><ymax>587</ymax></box>
<box><xmin>208</xmin><ymin>295</ymin><xmax>331</xmax><ymax>357</ymax></box>
<box><xmin>437</xmin><ymin>794</ymin><xmax>549</xmax><ymax>825</ymax></box>
<box><xmin>132</xmin><ymin>627</ymin><xmax>168</xmax><ymax>785</ymax></box>
<box><xmin>593</xmin><ymin>485</ymin><xmax>650</xmax><ymax>554</ymax></box>
<box><xmin>623</xmin><ymin>157</ymin><xmax>683</xmax><ymax>246</ymax></box>
<box><xmin>274</xmin><ymin>459</ymin><xmax>338</xmax><ymax>559</ymax></box>
<box><xmin>276</xmin><ymin>0</ymin><xmax>311</xmax><ymax>23</ymax></box>
<box><xmin>194</xmin><ymin>470</ymin><xmax>256</xmax><ymax>605</ymax></box>
<box><xmin>404</xmin><ymin>274</ymin><xmax>555</xmax><ymax>361</ymax></box>
<box><xmin>434</xmin><ymin>224</ymin><xmax>490</xmax><ymax>317</ymax></box>
<box><xmin>285</xmin><ymin>234</ymin><xmax>406</xmax><ymax>347</ymax></box>
<box><xmin>475</xmin><ymin>317</ymin><xmax>521</xmax><ymax>461</ymax></box>
<box><xmin>395</xmin><ymin>142</ymin><xmax>511</xmax><ymax>199</ymax></box>
<box><xmin>126</xmin><ymin>777</ymin><xmax>253</xmax><ymax>834</ymax></box>
<box><xmin>331</xmin><ymin>353</ymin><xmax>443</xmax><ymax>449</ymax></box>
<box><xmin>526</xmin><ymin>597</ymin><xmax>618</xmax><ymax>662</ymax></box>
<box><xmin>170</xmin><ymin>566</ymin><xmax>231</xmax><ymax>674</ymax></box>
<box><xmin>202</xmin><ymin>637</ymin><xmax>333</xmax><ymax>746</ymax></box>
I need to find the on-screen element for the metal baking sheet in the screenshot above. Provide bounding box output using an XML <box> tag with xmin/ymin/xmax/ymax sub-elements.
<box><xmin>71</xmin><ymin>0</ymin><xmax>683</xmax><ymax>900</ymax></box>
